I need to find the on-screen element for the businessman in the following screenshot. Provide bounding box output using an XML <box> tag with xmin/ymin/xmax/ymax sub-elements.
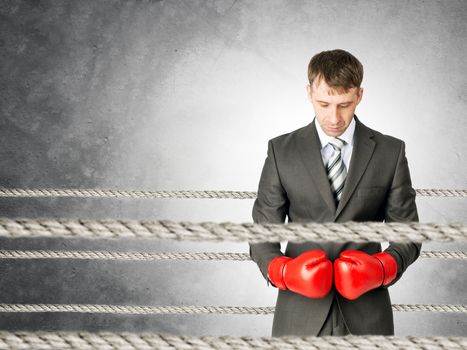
<box><xmin>249</xmin><ymin>49</ymin><xmax>421</xmax><ymax>336</ymax></box>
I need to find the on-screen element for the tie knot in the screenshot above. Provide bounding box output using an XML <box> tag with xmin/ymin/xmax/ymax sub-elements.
<box><xmin>328</xmin><ymin>138</ymin><xmax>345</xmax><ymax>151</ymax></box>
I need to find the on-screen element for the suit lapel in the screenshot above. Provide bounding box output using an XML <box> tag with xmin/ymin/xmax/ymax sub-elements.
<box><xmin>335</xmin><ymin>117</ymin><xmax>376</xmax><ymax>219</ymax></box>
<box><xmin>297</xmin><ymin>120</ymin><xmax>336</xmax><ymax>214</ymax></box>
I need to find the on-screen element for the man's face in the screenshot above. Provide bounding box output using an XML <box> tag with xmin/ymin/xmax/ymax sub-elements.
<box><xmin>306</xmin><ymin>78</ymin><xmax>363</xmax><ymax>137</ymax></box>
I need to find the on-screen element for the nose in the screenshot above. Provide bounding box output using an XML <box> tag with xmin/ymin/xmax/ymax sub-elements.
<box><xmin>329</xmin><ymin>107</ymin><xmax>341</xmax><ymax>125</ymax></box>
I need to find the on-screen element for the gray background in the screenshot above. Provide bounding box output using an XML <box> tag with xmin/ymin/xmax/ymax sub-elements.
<box><xmin>0</xmin><ymin>0</ymin><xmax>466</xmax><ymax>336</ymax></box>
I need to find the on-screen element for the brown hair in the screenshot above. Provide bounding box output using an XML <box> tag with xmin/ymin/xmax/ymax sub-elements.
<box><xmin>307</xmin><ymin>49</ymin><xmax>363</xmax><ymax>93</ymax></box>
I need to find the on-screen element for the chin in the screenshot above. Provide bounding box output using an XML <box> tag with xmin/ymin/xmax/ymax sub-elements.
<box><xmin>326</xmin><ymin>129</ymin><xmax>344</xmax><ymax>137</ymax></box>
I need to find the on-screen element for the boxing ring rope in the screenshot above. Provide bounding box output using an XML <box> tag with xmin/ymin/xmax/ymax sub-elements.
<box><xmin>0</xmin><ymin>187</ymin><xmax>466</xmax><ymax>198</ymax></box>
<box><xmin>0</xmin><ymin>303</ymin><xmax>465</xmax><ymax>315</ymax></box>
<box><xmin>0</xmin><ymin>218</ymin><xmax>466</xmax><ymax>242</ymax></box>
<box><xmin>0</xmin><ymin>249</ymin><xmax>465</xmax><ymax>261</ymax></box>
<box><xmin>0</xmin><ymin>188</ymin><xmax>465</xmax><ymax>349</ymax></box>
<box><xmin>0</xmin><ymin>332</ymin><xmax>465</xmax><ymax>350</ymax></box>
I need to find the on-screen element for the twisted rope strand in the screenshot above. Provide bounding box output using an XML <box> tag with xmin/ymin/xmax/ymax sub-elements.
<box><xmin>0</xmin><ymin>187</ymin><xmax>465</xmax><ymax>198</ymax></box>
<box><xmin>419</xmin><ymin>251</ymin><xmax>467</xmax><ymax>259</ymax></box>
<box><xmin>391</xmin><ymin>304</ymin><xmax>467</xmax><ymax>313</ymax></box>
<box><xmin>0</xmin><ymin>304</ymin><xmax>274</xmax><ymax>315</ymax></box>
<box><xmin>0</xmin><ymin>188</ymin><xmax>258</xmax><ymax>199</ymax></box>
<box><xmin>0</xmin><ymin>332</ymin><xmax>465</xmax><ymax>350</ymax></box>
<box><xmin>0</xmin><ymin>250</ymin><xmax>251</xmax><ymax>261</ymax></box>
<box><xmin>0</xmin><ymin>218</ymin><xmax>466</xmax><ymax>242</ymax></box>
<box><xmin>0</xmin><ymin>249</ymin><xmax>464</xmax><ymax>261</ymax></box>
<box><xmin>415</xmin><ymin>188</ymin><xmax>467</xmax><ymax>197</ymax></box>
<box><xmin>0</xmin><ymin>303</ymin><xmax>464</xmax><ymax>315</ymax></box>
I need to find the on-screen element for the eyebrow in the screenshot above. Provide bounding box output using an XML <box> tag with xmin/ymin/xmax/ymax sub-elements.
<box><xmin>316</xmin><ymin>100</ymin><xmax>353</xmax><ymax>105</ymax></box>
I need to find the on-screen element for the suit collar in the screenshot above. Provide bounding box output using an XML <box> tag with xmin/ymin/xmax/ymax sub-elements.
<box><xmin>297</xmin><ymin>115</ymin><xmax>375</xmax><ymax>219</ymax></box>
<box><xmin>335</xmin><ymin>116</ymin><xmax>375</xmax><ymax>218</ymax></box>
<box><xmin>297</xmin><ymin>119</ymin><xmax>337</xmax><ymax>214</ymax></box>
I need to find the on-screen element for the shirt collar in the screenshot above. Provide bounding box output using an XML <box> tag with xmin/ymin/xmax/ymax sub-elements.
<box><xmin>314</xmin><ymin>116</ymin><xmax>356</xmax><ymax>149</ymax></box>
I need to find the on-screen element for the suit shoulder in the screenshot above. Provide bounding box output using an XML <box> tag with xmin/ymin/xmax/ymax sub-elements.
<box><xmin>268</xmin><ymin>123</ymin><xmax>311</xmax><ymax>148</ymax></box>
<box><xmin>365</xmin><ymin>124</ymin><xmax>405</xmax><ymax>149</ymax></box>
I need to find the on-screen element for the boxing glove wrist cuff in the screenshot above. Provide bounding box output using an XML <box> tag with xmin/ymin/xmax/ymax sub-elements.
<box><xmin>373</xmin><ymin>252</ymin><xmax>398</xmax><ymax>286</ymax></box>
<box><xmin>267</xmin><ymin>256</ymin><xmax>292</xmax><ymax>290</ymax></box>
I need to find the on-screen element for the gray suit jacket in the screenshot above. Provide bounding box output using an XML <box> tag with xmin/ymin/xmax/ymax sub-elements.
<box><xmin>249</xmin><ymin>116</ymin><xmax>421</xmax><ymax>336</ymax></box>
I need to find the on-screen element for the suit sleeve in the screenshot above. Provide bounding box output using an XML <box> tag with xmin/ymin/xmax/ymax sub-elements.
<box><xmin>382</xmin><ymin>140</ymin><xmax>422</xmax><ymax>288</ymax></box>
<box><xmin>249</xmin><ymin>139</ymin><xmax>289</xmax><ymax>287</ymax></box>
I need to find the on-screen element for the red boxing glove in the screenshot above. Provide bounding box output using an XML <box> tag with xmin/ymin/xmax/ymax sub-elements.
<box><xmin>334</xmin><ymin>250</ymin><xmax>398</xmax><ymax>300</ymax></box>
<box><xmin>267</xmin><ymin>250</ymin><xmax>333</xmax><ymax>298</ymax></box>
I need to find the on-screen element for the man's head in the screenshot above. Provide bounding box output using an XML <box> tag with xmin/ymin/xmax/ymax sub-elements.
<box><xmin>306</xmin><ymin>49</ymin><xmax>364</xmax><ymax>137</ymax></box>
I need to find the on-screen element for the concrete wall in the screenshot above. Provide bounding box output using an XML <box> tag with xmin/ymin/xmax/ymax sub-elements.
<box><xmin>0</xmin><ymin>0</ymin><xmax>466</xmax><ymax>336</ymax></box>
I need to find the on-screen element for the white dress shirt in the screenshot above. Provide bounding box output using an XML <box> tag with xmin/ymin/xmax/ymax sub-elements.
<box><xmin>314</xmin><ymin>116</ymin><xmax>356</xmax><ymax>171</ymax></box>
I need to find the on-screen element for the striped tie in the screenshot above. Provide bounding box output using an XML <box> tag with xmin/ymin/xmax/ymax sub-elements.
<box><xmin>326</xmin><ymin>138</ymin><xmax>347</xmax><ymax>203</ymax></box>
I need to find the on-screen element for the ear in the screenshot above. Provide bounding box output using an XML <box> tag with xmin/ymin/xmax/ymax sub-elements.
<box><xmin>306</xmin><ymin>84</ymin><xmax>313</xmax><ymax>103</ymax></box>
<box><xmin>356</xmin><ymin>87</ymin><xmax>364</xmax><ymax>105</ymax></box>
